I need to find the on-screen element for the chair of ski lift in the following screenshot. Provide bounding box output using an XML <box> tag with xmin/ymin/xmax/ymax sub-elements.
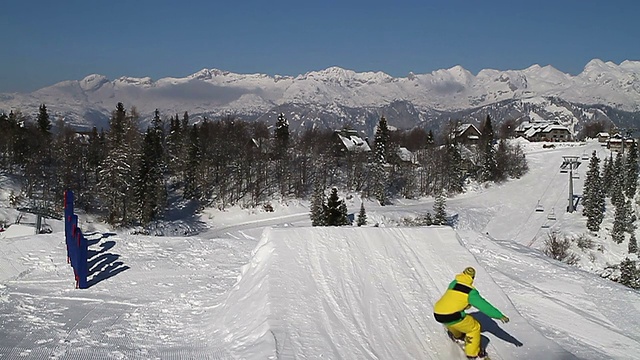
<box><xmin>547</xmin><ymin>208</ymin><xmax>556</xmax><ymax>221</ymax></box>
<box><xmin>560</xmin><ymin>162</ymin><xmax>568</xmax><ymax>173</ymax></box>
<box><xmin>572</xmin><ymin>173</ymin><xmax>580</xmax><ymax>179</ymax></box>
<box><xmin>535</xmin><ymin>200</ymin><xmax>544</xmax><ymax>212</ymax></box>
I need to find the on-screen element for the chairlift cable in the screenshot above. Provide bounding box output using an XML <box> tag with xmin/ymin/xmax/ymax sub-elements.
<box><xmin>516</xmin><ymin>155</ymin><xmax>565</xmax><ymax>243</ymax></box>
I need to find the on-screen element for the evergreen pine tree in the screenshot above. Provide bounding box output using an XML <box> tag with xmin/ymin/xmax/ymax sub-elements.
<box><xmin>26</xmin><ymin>104</ymin><xmax>55</xmax><ymax>206</ymax></box>
<box><xmin>325</xmin><ymin>187</ymin><xmax>349</xmax><ymax>226</ymax></box>
<box><xmin>183</xmin><ymin>124</ymin><xmax>201</xmax><ymax>201</ymax></box>
<box><xmin>612</xmin><ymin>198</ymin><xmax>628</xmax><ymax>244</ymax></box>
<box><xmin>374</xmin><ymin>116</ymin><xmax>391</xmax><ymax>163</ymax></box>
<box><xmin>494</xmin><ymin>139</ymin><xmax>508</xmax><ymax>182</ymax></box>
<box><xmin>433</xmin><ymin>191</ymin><xmax>447</xmax><ymax>225</ymax></box>
<box><xmin>611</xmin><ymin>152</ymin><xmax>625</xmax><ymax>208</ymax></box>
<box><xmin>99</xmin><ymin>147</ymin><xmax>132</xmax><ymax>224</ymax></box>
<box><xmin>601</xmin><ymin>154</ymin><xmax>614</xmax><ymax>197</ymax></box>
<box><xmin>98</xmin><ymin>103</ymin><xmax>130</xmax><ymax>224</ymax></box>
<box><xmin>178</xmin><ymin>112</ymin><xmax>191</xmax><ymax>182</ymax></box>
<box><xmin>5</xmin><ymin>110</ymin><xmax>26</xmax><ymax>171</ymax></box>
<box><xmin>445</xmin><ymin>144</ymin><xmax>464</xmax><ymax>194</ymax></box>
<box><xmin>181</xmin><ymin>111</ymin><xmax>189</xmax><ymax>130</ymax></box>
<box><xmin>166</xmin><ymin>115</ymin><xmax>183</xmax><ymax>177</ymax></box>
<box><xmin>619</xmin><ymin>258</ymin><xmax>640</xmax><ymax>289</ymax></box>
<box><xmin>338</xmin><ymin>202</ymin><xmax>349</xmax><ymax>225</ymax></box>
<box><xmin>508</xmin><ymin>142</ymin><xmax>529</xmax><ymax>178</ymax></box>
<box><xmin>357</xmin><ymin>202</ymin><xmax>367</xmax><ymax>226</ymax></box>
<box><xmin>426</xmin><ymin>129</ymin><xmax>435</xmax><ymax>147</ymax></box>
<box><xmin>87</xmin><ymin>127</ymin><xmax>105</xmax><ymax>177</ymax></box>
<box><xmin>310</xmin><ymin>179</ymin><xmax>326</xmax><ymax>226</ymax></box>
<box><xmin>110</xmin><ymin>102</ymin><xmax>127</xmax><ymax>145</ymax></box>
<box><xmin>624</xmin><ymin>140</ymin><xmax>638</xmax><ymax>199</ymax></box>
<box><xmin>0</xmin><ymin>113</ymin><xmax>9</xmax><ymax>169</ymax></box>
<box><xmin>273</xmin><ymin>113</ymin><xmax>290</xmax><ymax>160</ymax></box>
<box><xmin>582</xmin><ymin>152</ymin><xmax>594</xmax><ymax>216</ymax></box>
<box><xmin>369</xmin><ymin>153</ymin><xmax>387</xmax><ymax>205</ymax></box>
<box><xmin>624</xmin><ymin>199</ymin><xmax>636</xmax><ymax>233</ymax></box>
<box><xmin>583</xmin><ymin>151</ymin><xmax>605</xmax><ymax>232</ymax></box>
<box><xmin>134</xmin><ymin>109</ymin><xmax>167</xmax><ymax>224</ymax></box>
<box><xmin>37</xmin><ymin>104</ymin><xmax>51</xmax><ymax>135</ymax></box>
<box><xmin>273</xmin><ymin>113</ymin><xmax>291</xmax><ymax>197</ymax></box>
<box><xmin>480</xmin><ymin>115</ymin><xmax>497</xmax><ymax>182</ymax></box>
<box><xmin>424</xmin><ymin>212</ymin><xmax>433</xmax><ymax>226</ymax></box>
<box><xmin>480</xmin><ymin>115</ymin><xmax>494</xmax><ymax>144</ymax></box>
<box><xmin>368</xmin><ymin>117</ymin><xmax>391</xmax><ymax>205</ymax></box>
<box><xmin>628</xmin><ymin>232</ymin><xmax>638</xmax><ymax>254</ymax></box>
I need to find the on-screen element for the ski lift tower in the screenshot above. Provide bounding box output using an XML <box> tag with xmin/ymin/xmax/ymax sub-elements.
<box><xmin>562</xmin><ymin>156</ymin><xmax>580</xmax><ymax>213</ymax></box>
<box><xmin>16</xmin><ymin>206</ymin><xmax>62</xmax><ymax>234</ymax></box>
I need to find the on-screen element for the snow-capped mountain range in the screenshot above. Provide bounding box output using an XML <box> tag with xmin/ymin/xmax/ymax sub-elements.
<box><xmin>1</xmin><ymin>59</ymin><xmax>639</xmax><ymax>135</ymax></box>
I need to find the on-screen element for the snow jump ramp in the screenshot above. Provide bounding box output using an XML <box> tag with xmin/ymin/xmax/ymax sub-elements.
<box><xmin>209</xmin><ymin>226</ymin><xmax>575</xmax><ymax>359</ymax></box>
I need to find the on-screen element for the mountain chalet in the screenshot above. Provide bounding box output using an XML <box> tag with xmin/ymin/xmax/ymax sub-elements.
<box><xmin>515</xmin><ymin>121</ymin><xmax>573</xmax><ymax>142</ymax></box>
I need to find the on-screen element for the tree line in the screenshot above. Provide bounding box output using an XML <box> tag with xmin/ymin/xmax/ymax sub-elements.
<box><xmin>0</xmin><ymin>104</ymin><xmax>528</xmax><ymax>227</ymax></box>
<box><xmin>582</xmin><ymin>143</ymin><xmax>640</xmax><ymax>289</ymax></box>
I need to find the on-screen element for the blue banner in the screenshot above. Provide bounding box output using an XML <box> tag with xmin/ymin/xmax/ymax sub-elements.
<box><xmin>64</xmin><ymin>190</ymin><xmax>88</xmax><ymax>289</ymax></box>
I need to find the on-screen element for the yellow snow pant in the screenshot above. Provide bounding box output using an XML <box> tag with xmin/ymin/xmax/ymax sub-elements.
<box><xmin>446</xmin><ymin>314</ymin><xmax>481</xmax><ymax>357</ymax></box>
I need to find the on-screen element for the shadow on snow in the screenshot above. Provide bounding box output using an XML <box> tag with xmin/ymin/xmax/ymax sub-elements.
<box><xmin>470</xmin><ymin>311</ymin><xmax>524</xmax><ymax>350</ymax></box>
<box><xmin>86</xmin><ymin>234</ymin><xmax>129</xmax><ymax>288</ymax></box>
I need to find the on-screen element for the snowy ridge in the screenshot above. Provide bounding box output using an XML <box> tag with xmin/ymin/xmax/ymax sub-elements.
<box><xmin>209</xmin><ymin>226</ymin><xmax>574</xmax><ymax>359</ymax></box>
<box><xmin>208</xmin><ymin>231</ymin><xmax>278</xmax><ymax>359</ymax></box>
<box><xmin>0</xmin><ymin>59</ymin><xmax>639</xmax><ymax>130</ymax></box>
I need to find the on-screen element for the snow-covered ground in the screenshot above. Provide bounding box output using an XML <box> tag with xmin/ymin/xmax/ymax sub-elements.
<box><xmin>1</xmin><ymin>139</ymin><xmax>639</xmax><ymax>359</ymax></box>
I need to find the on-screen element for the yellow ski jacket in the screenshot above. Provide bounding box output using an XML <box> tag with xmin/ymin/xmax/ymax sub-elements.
<box><xmin>433</xmin><ymin>272</ymin><xmax>504</xmax><ymax>325</ymax></box>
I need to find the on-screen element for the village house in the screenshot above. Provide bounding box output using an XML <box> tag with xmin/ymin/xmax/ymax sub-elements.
<box><xmin>453</xmin><ymin>123</ymin><xmax>482</xmax><ymax>145</ymax></box>
<box><xmin>606</xmin><ymin>134</ymin><xmax>636</xmax><ymax>152</ymax></box>
<box><xmin>597</xmin><ymin>132</ymin><xmax>610</xmax><ymax>143</ymax></box>
<box><xmin>515</xmin><ymin>121</ymin><xmax>573</xmax><ymax>142</ymax></box>
<box><xmin>333</xmin><ymin>129</ymin><xmax>371</xmax><ymax>155</ymax></box>
<box><xmin>395</xmin><ymin>147</ymin><xmax>418</xmax><ymax>165</ymax></box>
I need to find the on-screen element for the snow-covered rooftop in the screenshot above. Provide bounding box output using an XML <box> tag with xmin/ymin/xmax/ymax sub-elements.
<box><xmin>396</xmin><ymin>146</ymin><xmax>416</xmax><ymax>163</ymax></box>
<box><xmin>338</xmin><ymin>134</ymin><xmax>371</xmax><ymax>152</ymax></box>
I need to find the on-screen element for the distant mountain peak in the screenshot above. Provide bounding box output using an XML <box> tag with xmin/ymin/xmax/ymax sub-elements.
<box><xmin>189</xmin><ymin>68</ymin><xmax>230</xmax><ymax>80</ymax></box>
<box><xmin>115</xmin><ymin>76</ymin><xmax>153</xmax><ymax>86</ymax></box>
<box><xmin>80</xmin><ymin>74</ymin><xmax>109</xmax><ymax>91</ymax></box>
<box><xmin>0</xmin><ymin>59</ymin><xmax>638</xmax><ymax>133</ymax></box>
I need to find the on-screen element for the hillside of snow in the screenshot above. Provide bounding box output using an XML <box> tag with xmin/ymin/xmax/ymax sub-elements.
<box><xmin>0</xmin><ymin>59</ymin><xmax>638</xmax><ymax>132</ymax></box>
<box><xmin>1</xmin><ymin>139</ymin><xmax>640</xmax><ymax>359</ymax></box>
<box><xmin>207</xmin><ymin>226</ymin><xmax>581</xmax><ymax>359</ymax></box>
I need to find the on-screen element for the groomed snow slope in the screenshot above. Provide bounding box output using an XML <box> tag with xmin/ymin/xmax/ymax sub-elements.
<box><xmin>460</xmin><ymin>230</ymin><xmax>640</xmax><ymax>360</ymax></box>
<box><xmin>208</xmin><ymin>227</ymin><xmax>575</xmax><ymax>360</ymax></box>
<box><xmin>1</xmin><ymin>216</ymin><xmax>639</xmax><ymax>358</ymax></box>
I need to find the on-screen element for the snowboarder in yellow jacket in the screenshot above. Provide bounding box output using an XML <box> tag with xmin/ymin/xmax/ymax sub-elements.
<box><xmin>433</xmin><ymin>267</ymin><xmax>510</xmax><ymax>359</ymax></box>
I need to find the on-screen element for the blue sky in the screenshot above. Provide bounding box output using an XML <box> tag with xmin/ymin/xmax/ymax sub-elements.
<box><xmin>1</xmin><ymin>0</ymin><xmax>638</xmax><ymax>93</ymax></box>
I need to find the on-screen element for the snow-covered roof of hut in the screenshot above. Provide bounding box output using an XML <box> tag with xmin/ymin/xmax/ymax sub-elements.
<box><xmin>396</xmin><ymin>147</ymin><xmax>417</xmax><ymax>164</ymax></box>
<box><xmin>541</xmin><ymin>124</ymin><xmax>570</xmax><ymax>133</ymax></box>
<box><xmin>338</xmin><ymin>134</ymin><xmax>371</xmax><ymax>152</ymax></box>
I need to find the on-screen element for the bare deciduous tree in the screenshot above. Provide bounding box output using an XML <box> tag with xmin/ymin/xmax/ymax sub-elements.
<box><xmin>543</xmin><ymin>230</ymin><xmax>579</xmax><ymax>265</ymax></box>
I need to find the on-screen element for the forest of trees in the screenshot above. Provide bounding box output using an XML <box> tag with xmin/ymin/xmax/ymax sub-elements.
<box><xmin>582</xmin><ymin>142</ymin><xmax>640</xmax><ymax>289</ymax></box>
<box><xmin>0</xmin><ymin>105</ymin><xmax>528</xmax><ymax>228</ymax></box>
